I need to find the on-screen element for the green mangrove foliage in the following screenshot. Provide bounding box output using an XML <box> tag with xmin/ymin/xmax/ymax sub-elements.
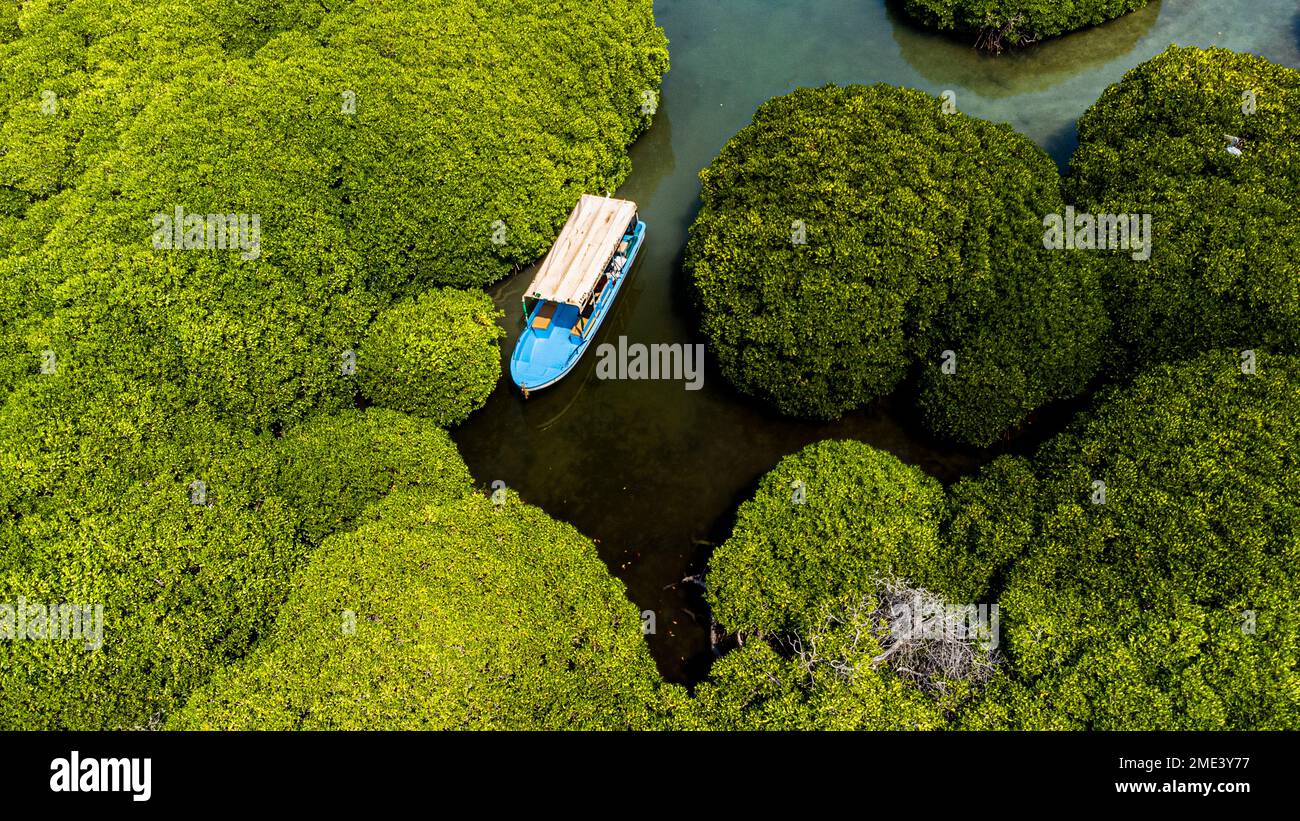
<box><xmin>0</xmin><ymin>0</ymin><xmax>667</xmax><ymax>427</ymax></box>
<box><xmin>0</xmin><ymin>371</ymin><xmax>304</xmax><ymax>730</ymax></box>
<box><xmin>698</xmin><ymin>440</ymin><xmax>997</xmax><ymax>729</ymax></box>
<box><xmin>901</xmin><ymin>0</ymin><xmax>1150</xmax><ymax>50</ymax></box>
<box><xmin>0</xmin><ymin>3</ymin><xmax>18</xmax><ymax>44</ymax></box>
<box><xmin>358</xmin><ymin>289</ymin><xmax>504</xmax><ymax>426</ymax></box>
<box><xmin>0</xmin><ymin>0</ymin><xmax>670</xmax><ymax>730</ymax></box>
<box><xmin>693</xmin><ymin>630</ymin><xmax>953</xmax><ymax>731</ymax></box>
<box><xmin>4</xmin><ymin>0</ymin><xmax>1293</xmax><ymax>735</ymax></box>
<box><xmin>934</xmin><ymin>454</ymin><xmax>1040</xmax><ymax>604</ymax></box>
<box><xmin>310</xmin><ymin>0</ymin><xmax>669</xmax><ymax>292</ymax></box>
<box><xmin>707</xmin><ymin>440</ymin><xmax>948</xmax><ymax>636</ymax></box>
<box><xmin>686</xmin><ymin>84</ymin><xmax>1107</xmax><ymax>446</ymax></box>
<box><xmin>1068</xmin><ymin>46</ymin><xmax>1300</xmax><ymax>375</ymax></box>
<box><xmin>961</xmin><ymin>352</ymin><xmax>1300</xmax><ymax>730</ymax></box>
<box><xmin>175</xmin><ymin>490</ymin><xmax>691</xmax><ymax>730</ymax></box>
<box><xmin>271</xmin><ymin>408</ymin><xmax>476</xmax><ymax>546</ymax></box>
<box><xmin>701</xmin><ymin>349</ymin><xmax>1300</xmax><ymax>730</ymax></box>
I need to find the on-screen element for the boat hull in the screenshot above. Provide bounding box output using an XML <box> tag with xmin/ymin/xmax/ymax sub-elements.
<box><xmin>510</xmin><ymin>221</ymin><xmax>646</xmax><ymax>393</ymax></box>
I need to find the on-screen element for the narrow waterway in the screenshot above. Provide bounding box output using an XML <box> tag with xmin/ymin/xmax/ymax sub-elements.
<box><xmin>453</xmin><ymin>0</ymin><xmax>1300</xmax><ymax>683</ymax></box>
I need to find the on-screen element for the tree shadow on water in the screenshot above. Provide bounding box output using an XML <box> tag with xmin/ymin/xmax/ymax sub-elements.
<box><xmin>1041</xmin><ymin>118</ymin><xmax>1082</xmax><ymax>171</ymax></box>
<box><xmin>887</xmin><ymin>0</ymin><xmax>1162</xmax><ymax>98</ymax></box>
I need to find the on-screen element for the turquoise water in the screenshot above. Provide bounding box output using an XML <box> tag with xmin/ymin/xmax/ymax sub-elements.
<box><xmin>453</xmin><ymin>0</ymin><xmax>1300</xmax><ymax>682</ymax></box>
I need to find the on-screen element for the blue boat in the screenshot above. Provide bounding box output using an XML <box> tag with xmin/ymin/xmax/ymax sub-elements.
<box><xmin>510</xmin><ymin>194</ymin><xmax>645</xmax><ymax>395</ymax></box>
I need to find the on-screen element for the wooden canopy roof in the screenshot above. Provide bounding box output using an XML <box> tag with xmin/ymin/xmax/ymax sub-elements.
<box><xmin>526</xmin><ymin>195</ymin><xmax>637</xmax><ymax>306</ymax></box>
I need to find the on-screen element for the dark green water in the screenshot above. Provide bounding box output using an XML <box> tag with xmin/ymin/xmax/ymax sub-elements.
<box><xmin>453</xmin><ymin>0</ymin><xmax>1300</xmax><ymax>682</ymax></box>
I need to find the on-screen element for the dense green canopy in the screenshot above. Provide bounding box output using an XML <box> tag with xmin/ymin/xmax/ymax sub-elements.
<box><xmin>961</xmin><ymin>352</ymin><xmax>1300</xmax><ymax>730</ymax></box>
<box><xmin>271</xmin><ymin>408</ymin><xmax>476</xmax><ymax>546</ymax></box>
<box><xmin>358</xmin><ymin>289</ymin><xmax>504</xmax><ymax>426</ymax></box>
<box><xmin>0</xmin><ymin>370</ymin><xmax>300</xmax><ymax>729</ymax></box>
<box><xmin>693</xmin><ymin>635</ymin><xmax>952</xmax><ymax>731</ymax></box>
<box><xmin>686</xmin><ymin>84</ymin><xmax>1107</xmax><ymax>445</ymax></box>
<box><xmin>0</xmin><ymin>0</ymin><xmax>671</xmax><ymax>729</ymax></box>
<box><xmin>706</xmin><ymin>440</ymin><xmax>948</xmax><ymax>636</ymax></box>
<box><xmin>0</xmin><ymin>0</ymin><xmax>668</xmax><ymax>428</ymax></box>
<box><xmin>3</xmin><ymin>0</ymin><xmax>1295</xmax><ymax>735</ymax></box>
<box><xmin>175</xmin><ymin>490</ymin><xmax>691</xmax><ymax>730</ymax></box>
<box><xmin>699</xmin><ymin>440</ymin><xmax>995</xmax><ymax>729</ymax></box>
<box><xmin>1067</xmin><ymin>45</ymin><xmax>1300</xmax><ymax>375</ymax></box>
<box><xmin>699</xmin><ymin>349</ymin><xmax>1300</xmax><ymax>731</ymax></box>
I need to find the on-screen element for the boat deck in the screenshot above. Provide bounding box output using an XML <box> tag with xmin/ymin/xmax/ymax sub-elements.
<box><xmin>510</xmin><ymin>206</ymin><xmax>645</xmax><ymax>393</ymax></box>
<box><xmin>513</xmin><ymin>302</ymin><xmax>582</xmax><ymax>386</ymax></box>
